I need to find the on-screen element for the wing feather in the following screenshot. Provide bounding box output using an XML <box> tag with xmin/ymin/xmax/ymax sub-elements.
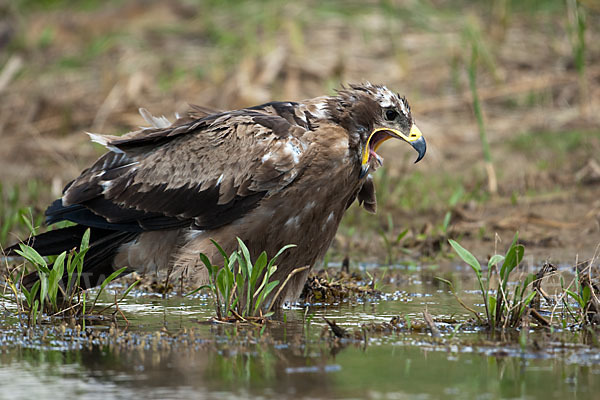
<box><xmin>50</xmin><ymin>105</ymin><xmax>312</xmax><ymax>231</ymax></box>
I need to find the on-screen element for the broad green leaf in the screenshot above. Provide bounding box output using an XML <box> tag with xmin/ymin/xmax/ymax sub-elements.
<box><xmin>48</xmin><ymin>251</ymin><xmax>67</xmax><ymax>310</ymax></box>
<box><xmin>39</xmin><ymin>275</ymin><xmax>48</xmax><ymax>310</ymax></box>
<box><xmin>250</xmin><ymin>251</ymin><xmax>268</xmax><ymax>291</ymax></box>
<box><xmin>210</xmin><ymin>239</ymin><xmax>229</xmax><ymax>263</ymax></box>
<box><xmin>199</xmin><ymin>253</ymin><xmax>214</xmax><ymax>276</ymax></box>
<box><xmin>509</xmin><ymin>231</ymin><xmax>519</xmax><ymax>248</ymax></box>
<box><xmin>565</xmin><ymin>289</ymin><xmax>584</xmax><ymax>308</ymax></box>
<box><xmin>488</xmin><ymin>295</ymin><xmax>497</xmax><ymax>320</ymax></box>
<box><xmin>236</xmin><ymin>238</ymin><xmax>253</xmax><ymax>278</ymax></box>
<box><xmin>19</xmin><ymin>209</ymin><xmax>37</xmax><ymax>235</ymax></box>
<box><xmin>267</xmin><ymin>244</ymin><xmax>296</xmax><ymax>269</ymax></box>
<box><xmin>488</xmin><ymin>255</ymin><xmax>504</xmax><ymax>269</ymax></box>
<box><xmin>65</xmin><ymin>252</ymin><xmax>75</xmax><ymax>295</ymax></box>
<box><xmin>16</xmin><ymin>245</ymin><xmax>48</xmax><ymax>271</ymax></box>
<box><xmin>80</xmin><ymin>228</ymin><xmax>90</xmax><ymax>251</ymax></box>
<box><xmin>522</xmin><ymin>290</ymin><xmax>537</xmax><ymax>308</ymax></box>
<box><xmin>237</xmin><ymin>250</ymin><xmax>248</xmax><ymax>278</ymax></box>
<box><xmin>32</xmin><ymin>299</ymin><xmax>39</xmax><ymax>325</ymax></box>
<box><xmin>254</xmin><ymin>280</ymin><xmax>280</xmax><ymax>315</ymax></box>
<box><xmin>261</xmin><ymin>280</ymin><xmax>279</xmax><ymax>299</ymax></box>
<box><xmin>500</xmin><ymin>244</ymin><xmax>524</xmax><ymax>281</ymax></box>
<box><xmin>227</xmin><ymin>251</ymin><xmax>239</xmax><ymax>272</ymax></box>
<box><xmin>396</xmin><ymin>228</ymin><xmax>409</xmax><ymax>243</ymax></box>
<box><xmin>216</xmin><ymin>269</ymin><xmax>227</xmax><ymax>299</ymax></box>
<box><xmin>582</xmin><ymin>286</ymin><xmax>591</xmax><ymax>306</ymax></box>
<box><xmin>448</xmin><ymin>239</ymin><xmax>481</xmax><ymax>277</ymax></box>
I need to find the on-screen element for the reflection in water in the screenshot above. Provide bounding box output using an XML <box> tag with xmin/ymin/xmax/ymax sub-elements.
<box><xmin>1</xmin><ymin>322</ymin><xmax>599</xmax><ymax>400</ymax></box>
<box><xmin>0</xmin><ymin>269</ymin><xmax>598</xmax><ymax>399</ymax></box>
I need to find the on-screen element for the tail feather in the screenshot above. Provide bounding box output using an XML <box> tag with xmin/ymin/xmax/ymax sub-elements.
<box><xmin>5</xmin><ymin>225</ymin><xmax>114</xmax><ymax>257</ymax></box>
<box><xmin>74</xmin><ymin>230</ymin><xmax>137</xmax><ymax>289</ymax></box>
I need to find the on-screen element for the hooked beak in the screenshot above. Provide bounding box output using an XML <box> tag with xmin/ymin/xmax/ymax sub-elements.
<box><xmin>359</xmin><ymin>123</ymin><xmax>426</xmax><ymax>178</ymax></box>
<box><xmin>411</xmin><ymin>135</ymin><xmax>426</xmax><ymax>163</ymax></box>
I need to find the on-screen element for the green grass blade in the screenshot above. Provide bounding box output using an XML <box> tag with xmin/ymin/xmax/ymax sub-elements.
<box><xmin>90</xmin><ymin>266</ymin><xmax>127</xmax><ymax>312</ymax></box>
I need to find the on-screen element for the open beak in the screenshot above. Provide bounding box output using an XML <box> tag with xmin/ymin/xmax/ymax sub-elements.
<box><xmin>360</xmin><ymin>124</ymin><xmax>426</xmax><ymax>178</ymax></box>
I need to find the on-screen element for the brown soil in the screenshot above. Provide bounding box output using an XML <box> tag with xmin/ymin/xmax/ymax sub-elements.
<box><xmin>1</xmin><ymin>0</ymin><xmax>599</xmax><ymax>266</ymax></box>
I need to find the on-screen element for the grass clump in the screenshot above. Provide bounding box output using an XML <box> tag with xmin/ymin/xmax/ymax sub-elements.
<box><xmin>441</xmin><ymin>233</ymin><xmax>536</xmax><ymax>330</ymax></box>
<box><xmin>195</xmin><ymin>238</ymin><xmax>299</xmax><ymax>323</ymax></box>
<box><xmin>3</xmin><ymin>229</ymin><xmax>137</xmax><ymax>326</ymax></box>
<box><xmin>443</xmin><ymin>233</ymin><xmax>600</xmax><ymax>330</ymax></box>
<box><xmin>561</xmin><ymin>260</ymin><xmax>600</xmax><ymax>326</ymax></box>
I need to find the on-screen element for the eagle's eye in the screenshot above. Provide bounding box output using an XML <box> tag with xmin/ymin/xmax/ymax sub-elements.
<box><xmin>384</xmin><ymin>109</ymin><xmax>398</xmax><ymax>121</ymax></box>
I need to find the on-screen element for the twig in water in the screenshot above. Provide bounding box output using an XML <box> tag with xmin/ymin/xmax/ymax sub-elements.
<box><xmin>423</xmin><ymin>308</ymin><xmax>441</xmax><ymax>337</ymax></box>
<box><xmin>266</xmin><ymin>265</ymin><xmax>310</xmax><ymax>314</ymax></box>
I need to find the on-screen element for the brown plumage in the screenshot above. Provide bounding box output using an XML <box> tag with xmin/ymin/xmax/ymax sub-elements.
<box><xmin>8</xmin><ymin>83</ymin><xmax>426</xmax><ymax>306</ymax></box>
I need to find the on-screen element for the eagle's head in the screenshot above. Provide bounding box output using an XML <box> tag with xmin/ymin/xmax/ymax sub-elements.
<box><xmin>327</xmin><ymin>83</ymin><xmax>426</xmax><ymax>178</ymax></box>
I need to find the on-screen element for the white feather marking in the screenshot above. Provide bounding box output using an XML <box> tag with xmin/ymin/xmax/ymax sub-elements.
<box><xmin>399</xmin><ymin>99</ymin><xmax>408</xmax><ymax>118</ymax></box>
<box><xmin>311</xmin><ymin>100</ymin><xmax>329</xmax><ymax>119</ymax></box>
<box><xmin>284</xmin><ymin>216</ymin><xmax>300</xmax><ymax>228</ymax></box>
<box><xmin>86</xmin><ymin>132</ymin><xmax>124</xmax><ymax>154</ymax></box>
<box><xmin>101</xmin><ymin>180</ymin><xmax>113</xmax><ymax>193</ymax></box>
<box><xmin>217</xmin><ymin>174</ymin><xmax>224</xmax><ymax>185</ymax></box>
<box><xmin>375</xmin><ymin>86</ymin><xmax>395</xmax><ymax>108</ymax></box>
<box><xmin>326</xmin><ymin>212</ymin><xmax>335</xmax><ymax>223</ymax></box>
<box><xmin>139</xmin><ymin>108</ymin><xmax>172</xmax><ymax>128</ymax></box>
<box><xmin>331</xmin><ymin>137</ymin><xmax>349</xmax><ymax>153</ymax></box>
<box><xmin>261</xmin><ymin>153</ymin><xmax>272</xmax><ymax>163</ymax></box>
<box><xmin>322</xmin><ymin>211</ymin><xmax>335</xmax><ymax>231</ymax></box>
<box><xmin>186</xmin><ymin>229</ymin><xmax>205</xmax><ymax>241</ymax></box>
<box><xmin>87</xmin><ymin>132</ymin><xmax>108</xmax><ymax>146</ymax></box>
<box><xmin>285</xmin><ymin>141</ymin><xmax>302</xmax><ymax>164</ymax></box>
<box><xmin>304</xmin><ymin>201</ymin><xmax>317</xmax><ymax>212</ymax></box>
<box><xmin>114</xmin><ymin>161</ymin><xmax>139</xmax><ymax>171</ymax></box>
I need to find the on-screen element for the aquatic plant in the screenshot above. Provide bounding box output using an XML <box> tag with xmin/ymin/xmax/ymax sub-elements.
<box><xmin>443</xmin><ymin>233</ymin><xmax>537</xmax><ymax>330</ymax></box>
<box><xmin>3</xmin><ymin>229</ymin><xmax>137</xmax><ymax>326</ymax></box>
<box><xmin>561</xmin><ymin>259</ymin><xmax>599</xmax><ymax>326</ymax></box>
<box><xmin>196</xmin><ymin>238</ymin><xmax>297</xmax><ymax>322</ymax></box>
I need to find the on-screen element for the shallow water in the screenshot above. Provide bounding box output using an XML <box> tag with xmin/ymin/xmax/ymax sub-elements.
<box><xmin>1</xmin><ymin>265</ymin><xmax>599</xmax><ymax>399</ymax></box>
